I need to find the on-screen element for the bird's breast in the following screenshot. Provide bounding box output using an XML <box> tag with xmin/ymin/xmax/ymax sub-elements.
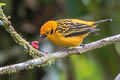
<box><xmin>47</xmin><ymin>32</ymin><xmax>88</xmax><ymax>47</ymax></box>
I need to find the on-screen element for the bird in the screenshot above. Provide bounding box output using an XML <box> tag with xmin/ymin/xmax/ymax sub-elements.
<box><xmin>40</xmin><ymin>19</ymin><xmax>112</xmax><ymax>47</ymax></box>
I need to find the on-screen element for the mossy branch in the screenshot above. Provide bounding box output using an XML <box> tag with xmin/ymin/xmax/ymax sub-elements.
<box><xmin>0</xmin><ymin>34</ymin><xmax>120</xmax><ymax>75</ymax></box>
<box><xmin>0</xmin><ymin>7</ymin><xmax>120</xmax><ymax>75</ymax></box>
<box><xmin>0</xmin><ymin>7</ymin><xmax>45</xmax><ymax>58</ymax></box>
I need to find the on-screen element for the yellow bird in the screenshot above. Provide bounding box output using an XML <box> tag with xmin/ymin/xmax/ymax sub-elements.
<box><xmin>40</xmin><ymin>19</ymin><xmax>112</xmax><ymax>47</ymax></box>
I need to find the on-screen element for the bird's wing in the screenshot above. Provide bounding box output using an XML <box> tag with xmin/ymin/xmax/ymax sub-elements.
<box><xmin>56</xmin><ymin>19</ymin><xmax>98</xmax><ymax>37</ymax></box>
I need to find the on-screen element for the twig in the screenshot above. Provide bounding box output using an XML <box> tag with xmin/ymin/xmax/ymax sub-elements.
<box><xmin>0</xmin><ymin>7</ymin><xmax>45</xmax><ymax>58</ymax></box>
<box><xmin>0</xmin><ymin>6</ymin><xmax>120</xmax><ymax>75</ymax></box>
<box><xmin>0</xmin><ymin>34</ymin><xmax>120</xmax><ymax>75</ymax></box>
<box><xmin>115</xmin><ymin>73</ymin><xmax>120</xmax><ymax>80</ymax></box>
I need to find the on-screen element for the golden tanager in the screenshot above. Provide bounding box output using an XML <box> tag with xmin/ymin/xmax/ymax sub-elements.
<box><xmin>40</xmin><ymin>19</ymin><xmax>112</xmax><ymax>47</ymax></box>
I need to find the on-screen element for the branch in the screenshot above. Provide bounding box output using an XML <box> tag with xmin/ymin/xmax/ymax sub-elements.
<box><xmin>0</xmin><ymin>34</ymin><xmax>120</xmax><ymax>75</ymax></box>
<box><xmin>0</xmin><ymin>7</ymin><xmax>45</xmax><ymax>58</ymax></box>
<box><xmin>115</xmin><ymin>73</ymin><xmax>120</xmax><ymax>80</ymax></box>
<box><xmin>0</xmin><ymin>5</ymin><xmax>120</xmax><ymax>75</ymax></box>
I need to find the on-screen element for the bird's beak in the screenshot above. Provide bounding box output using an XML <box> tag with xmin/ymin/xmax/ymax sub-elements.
<box><xmin>40</xmin><ymin>34</ymin><xmax>46</xmax><ymax>40</ymax></box>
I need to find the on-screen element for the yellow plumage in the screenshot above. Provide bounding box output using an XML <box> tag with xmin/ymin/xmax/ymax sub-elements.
<box><xmin>40</xmin><ymin>19</ymin><xmax>112</xmax><ymax>47</ymax></box>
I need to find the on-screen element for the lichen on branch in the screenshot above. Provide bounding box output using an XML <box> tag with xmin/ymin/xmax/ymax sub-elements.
<box><xmin>0</xmin><ymin>34</ymin><xmax>120</xmax><ymax>75</ymax></box>
<box><xmin>0</xmin><ymin>6</ymin><xmax>120</xmax><ymax>75</ymax></box>
<box><xmin>0</xmin><ymin>7</ymin><xmax>45</xmax><ymax>58</ymax></box>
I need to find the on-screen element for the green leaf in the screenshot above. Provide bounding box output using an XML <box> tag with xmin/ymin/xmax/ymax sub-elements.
<box><xmin>0</xmin><ymin>3</ymin><xmax>6</xmax><ymax>7</ymax></box>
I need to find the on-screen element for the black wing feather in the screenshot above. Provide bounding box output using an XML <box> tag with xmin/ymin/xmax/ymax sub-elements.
<box><xmin>56</xmin><ymin>19</ymin><xmax>98</xmax><ymax>37</ymax></box>
<box><xmin>64</xmin><ymin>30</ymin><xmax>90</xmax><ymax>37</ymax></box>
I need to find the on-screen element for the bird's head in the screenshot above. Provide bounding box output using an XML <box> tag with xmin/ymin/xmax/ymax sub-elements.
<box><xmin>40</xmin><ymin>21</ymin><xmax>57</xmax><ymax>39</ymax></box>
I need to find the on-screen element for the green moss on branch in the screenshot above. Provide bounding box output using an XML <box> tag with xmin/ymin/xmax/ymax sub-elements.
<box><xmin>0</xmin><ymin>7</ymin><xmax>45</xmax><ymax>58</ymax></box>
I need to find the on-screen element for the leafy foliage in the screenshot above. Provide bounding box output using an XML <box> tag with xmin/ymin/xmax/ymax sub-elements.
<box><xmin>0</xmin><ymin>3</ymin><xmax>6</xmax><ymax>7</ymax></box>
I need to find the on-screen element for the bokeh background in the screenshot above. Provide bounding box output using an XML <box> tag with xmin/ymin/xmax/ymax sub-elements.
<box><xmin>0</xmin><ymin>0</ymin><xmax>120</xmax><ymax>80</ymax></box>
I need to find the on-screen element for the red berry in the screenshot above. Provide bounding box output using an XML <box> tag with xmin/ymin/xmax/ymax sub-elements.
<box><xmin>45</xmin><ymin>52</ymin><xmax>48</xmax><ymax>54</ymax></box>
<box><xmin>31</xmin><ymin>41</ymin><xmax>40</xmax><ymax>49</ymax></box>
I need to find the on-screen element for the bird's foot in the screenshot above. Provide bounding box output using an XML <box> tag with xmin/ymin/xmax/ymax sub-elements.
<box><xmin>63</xmin><ymin>47</ymin><xmax>68</xmax><ymax>51</ymax></box>
<box><xmin>80</xmin><ymin>44</ymin><xmax>87</xmax><ymax>48</ymax></box>
<box><xmin>63</xmin><ymin>47</ymin><xmax>76</xmax><ymax>51</ymax></box>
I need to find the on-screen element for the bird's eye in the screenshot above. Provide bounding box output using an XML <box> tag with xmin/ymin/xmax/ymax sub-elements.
<box><xmin>50</xmin><ymin>29</ymin><xmax>53</xmax><ymax>34</ymax></box>
<box><xmin>46</xmin><ymin>29</ymin><xmax>53</xmax><ymax>35</ymax></box>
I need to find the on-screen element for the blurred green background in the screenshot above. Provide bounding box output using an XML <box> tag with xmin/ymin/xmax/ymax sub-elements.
<box><xmin>0</xmin><ymin>0</ymin><xmax>120</xmax><ymax>80</ymax></box>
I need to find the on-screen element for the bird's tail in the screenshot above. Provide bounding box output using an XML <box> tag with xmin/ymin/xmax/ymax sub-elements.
<box><xmin>93</xmin><ymin>19</ymin><xmax>112</xmax><ymax>26</ymax></box>
<box><xmin>90</xmin><ymin>19</ymin><xmax>112</xmax><ymax>35</ymax></box>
